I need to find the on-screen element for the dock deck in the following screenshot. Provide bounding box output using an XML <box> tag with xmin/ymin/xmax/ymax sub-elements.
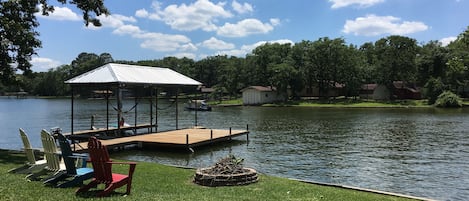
<box><xmin>71</xmin><ymin>127</ymin><xmax>249</xmax><ymax>152</ymax></box>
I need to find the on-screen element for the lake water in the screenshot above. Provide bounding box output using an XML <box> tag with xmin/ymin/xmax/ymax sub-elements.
<box><xmin>1</xmin><ymin>97</ymin><xmax>468</xmax><ymax>201</ymax></box>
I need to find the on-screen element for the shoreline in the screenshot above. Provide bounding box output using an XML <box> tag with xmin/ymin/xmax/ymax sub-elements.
<box><xmin>1</xmin><ymin>148</ymin><xmax>436</xmax><ymax>201</ymax></box>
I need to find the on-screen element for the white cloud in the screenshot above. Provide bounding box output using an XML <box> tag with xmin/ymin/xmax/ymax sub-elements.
<box><xmin>169</xmin><ymin>52</ymin><xmax>197</xmax><ymax>59</ymax></box>
<box><xmin>135</xmin><ymin>9</ymin><xmax>149</xmax><ymax>18</ymax></box>
<box><xmin>36</xmin><ymin>5</ymin><xmax>81</xmax><ymax>21</ymax></box>
<box><xmin>232</xmin><ymin>0</ymin><xmax>253</xmax><ymax>14</ymax></box>
<box><xmin>180</xmin><ymin>43</ymin><xmax>198</xmax><ymax>52</ymax></box>
<box><xmin>217</xmin><ymin>18</ymin><xmax>278</xmax><ymax>37</ymax></box>
<box><xmin>218</xmin><ymin>39</ymin><xmax>293</xmax><ymax>57</ymax></box>
<box><xmin>112</xmin><ymin>24</ymin><xmax>142</xmax><ymax>35</ymax></box>
<box><xmin>86</xmin><ymin>12</ymin><xmax>192</xmax><ymax>53</ymax></box>
<box><xmin>139</xmin><ymin>0</ymin><xmax>232</xmax><ymax>32</ymax></box>
<box><xmin>440</xmin><ymin>36</ymin><xmax>457</xmax><ymax>46</ymax></box>
<box><xmin>200</xmin><ymin>37</ymin><xmax>236</xmax><ymax>50</ymax></box>
<box><xmin>137</xmin><ymin>32</ymin><xmax>192</xmax><ymax>52</ymax></box>
<box><xmin>30</xmin><ymin>57</ymin><xmax>62</xmax><ymax>72</ymax></box>
<box><xmin>329</xmin><ymin>0</ymin><xmax>385</xmax><ymax>9</ymax></box>
<box><xmin>342</xmin><ymin>14</ymin><xmax>428</xmax><ymax>36</ymax></box>
<box><xmin>91</xmin><ymin>14</ymin><xmax>137</xmax><ymax>29</ymax></box>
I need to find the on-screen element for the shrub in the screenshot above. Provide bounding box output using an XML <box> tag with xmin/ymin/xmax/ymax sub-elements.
<box><xmin>424</xmin><ymin>77</ymin><xmax>445</xmax><ymax>105</ymax></box>
<box><xmin>435</xmin><ymin>91</ymin><xmax>462</xmax><ymax>107</ymax></box>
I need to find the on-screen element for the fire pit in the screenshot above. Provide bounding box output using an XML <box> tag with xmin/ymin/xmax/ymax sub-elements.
<box><xmin>194</xmin><ymin>155</ymin><xmax>258</xmax><ymax>187</ymax></box>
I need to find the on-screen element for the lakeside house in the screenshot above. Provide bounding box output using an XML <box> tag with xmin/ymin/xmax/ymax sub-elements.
<box><xmin>241</xmin><ymin>86</ymin><xmax>284</xmax><ymax>105</ymax></box>
<box><xmin>359</xmin><ymin>82</ymin><xmax>421</xmax><ymax>100</ymax></box>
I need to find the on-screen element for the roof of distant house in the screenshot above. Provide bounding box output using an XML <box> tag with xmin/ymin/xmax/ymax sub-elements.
<box><xmin>241</xmin><ymin>86</ymin><xmax>276</xmax><ymax>92</ymax></box>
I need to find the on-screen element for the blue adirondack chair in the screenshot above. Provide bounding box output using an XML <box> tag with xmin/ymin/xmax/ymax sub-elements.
<box><xmin>8</xmin><ymin>128</ymin><xmax>47</xmax><ymax>174</ymax></box>
<box><xmin>43</xmin><ymin>133</ymin><xmax>93</xmax><ymax>188</ymax></box>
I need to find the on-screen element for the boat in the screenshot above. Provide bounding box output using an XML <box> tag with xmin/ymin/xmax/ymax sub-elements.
<box><xmin>185</xmin><ymin>100</ymin><xmax>212</xmax><ymax>111</ymax></box>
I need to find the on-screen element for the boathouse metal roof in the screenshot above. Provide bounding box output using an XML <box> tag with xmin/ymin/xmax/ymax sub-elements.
<box><xmin>65</xmin><ymin>63</ymin><xmax>202</xmax><ymax>86</ymax></box>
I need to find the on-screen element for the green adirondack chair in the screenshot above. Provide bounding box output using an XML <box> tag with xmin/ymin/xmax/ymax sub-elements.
<box><xmin>43</xmin><ymin>133</ymin><xmax>94</xmax><ymax>187</ymax></box>
<box><xmin>26</xmin><ymin>129</ymin><xmax>65</xmax><ymax>181</ymax></box>
<box><xmin>8</xmin><ymin>128</ymin><xmax>47</xmax><ymax>174</ymax></box>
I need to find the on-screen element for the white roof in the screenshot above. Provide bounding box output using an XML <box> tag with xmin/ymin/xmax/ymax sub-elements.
<box><xmin>65</xmin><ymin>63</ymin><xmax>201</xmax><ymax>86</ymax></box>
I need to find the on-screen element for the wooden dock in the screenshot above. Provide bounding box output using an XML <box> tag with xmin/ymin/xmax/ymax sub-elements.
<box><xmin>71</xmin><ymin>127</ymin><xmax>249</xmax><ymax>152</ymax></box>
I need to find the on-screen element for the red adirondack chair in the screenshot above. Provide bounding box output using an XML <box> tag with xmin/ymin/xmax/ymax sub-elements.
<box><xmin>76</xmin><ymin>137</ymin><xmax>137</xmax><ymax>197</ymax></box>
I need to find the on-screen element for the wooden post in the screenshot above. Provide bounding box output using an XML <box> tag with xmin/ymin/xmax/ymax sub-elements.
<box><xmin>134</xmin><ymin>92</ymin><xmax>137</xmax><ymax>135</ymax></box>
<box><xmin>90</xmin><ymin>115</ymin><xmax>95</xmax><ymax>130</ymax></box>
<box><xmin>106</xmin><ymin>88</ymin><xmax>110</xmax><ymax>131</ymax></box>
<box><xmin>186</xmin><ymin>134</ymin><xmax>189</xmax><ymax>145</ymax></box>
<box><xmin>210</xmin><ymin>130</ymin><xmax>213</xmax><ymax>141</ymax></box>
<box><xmin>176</xmin><ymin>88</ymin><xmax>179</xmax><ymax>130</ymax></box>
<box><xmin>229</xmin><ymin>127</ymin><xmax>232</xmax><ymax>140</ymax></box>
<box><xmin>150</xmin><ymin>88</ymin><xmax>153</xmax><ymax>133</ymax></box>
<box><xmin>70</xmin><ymin>86</ymin><xmax>74</xmax><ymax>136</ymax></box>
<box><xmin>70</xmin><ymin>86</ymin><xmax>75</xmax><ymax>151</ymax></box>
<box><xmin>246</xmin><ymin>124</ymin><xmax>249</xmax><ymax>141</ymax></box>
<box><xmin>155</xmin><ymin>88</ymin><xmax>158</xmax><ymax>133</ymax></box>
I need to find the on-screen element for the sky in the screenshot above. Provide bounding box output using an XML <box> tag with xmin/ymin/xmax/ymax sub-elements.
<box><xmin>30</xmin><ymin>0</ymin><xmax>469</xmax><ymax>72</ymax></box>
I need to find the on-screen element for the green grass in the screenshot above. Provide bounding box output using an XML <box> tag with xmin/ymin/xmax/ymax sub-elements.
<box><xmin>209</xmin><ymin>98</ymin><xmax>243</xmax><ymax>105</ymax></box>
<box><xmin>264</xmin><ymin>99</ymin><xmax>431</xmax><ymax>108</ymax></box>
<box><xmin>0</xmin><ymin>149</ymin><xmax>418</xmax><ymax>201</ymax></box>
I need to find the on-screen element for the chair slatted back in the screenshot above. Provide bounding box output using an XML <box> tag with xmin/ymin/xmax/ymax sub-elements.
<box><xmin>41</xmin><ymin>130</ymin><xmax>61</xmax><ymax>171</ymax></box>
<box><xmin>57</xmin><ymin>133</ymin><xmax>77</xmax><ymax>175</ymax></box>
<box><xmin>88</xmin><ymin>137</ymin><xmax>112</xmax><ymax>183</ymax></box>
<box><xmin>19</xmin><ymin>128</ymin><xmax>36</xmax><ymax>164</ymax></box>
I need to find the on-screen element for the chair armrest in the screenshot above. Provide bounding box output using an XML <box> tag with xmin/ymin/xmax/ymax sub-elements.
<box><xmin>68</xmin><ymin>154</ymin><xmax>89</xmax><ymax>168</ymax></box>
<box><xmin>106</xmin><ymin>162</ymin><xmax>137</xmax><ymax>177</ymax></box>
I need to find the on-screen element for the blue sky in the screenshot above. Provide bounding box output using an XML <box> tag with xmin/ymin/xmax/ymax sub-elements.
<box><xmin>31</xmin><ymin>0</ymin><xmax>469</xmax><ymax>72</ymax></box>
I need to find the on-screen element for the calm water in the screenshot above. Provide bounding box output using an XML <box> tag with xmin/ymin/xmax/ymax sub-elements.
<box><xmin>1</xmin><ymin>97</ymin><xmax>468</xmax><ymax>201</ymax></box>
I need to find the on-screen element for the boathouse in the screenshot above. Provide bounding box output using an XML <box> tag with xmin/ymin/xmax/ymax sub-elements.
<box><xmin>65</xmin><ymin>63</ymin><xmax>202</xmax><ymax>135</ymax></box>
<box><xmin>64</xmin><ymin>63</ymin><xmax>249</xmax><ymax>152</ymax></box>
<box><xmin>241</xmin><ymin>86</ymin><xmax>284</xmax><ymax>105</ymax></box>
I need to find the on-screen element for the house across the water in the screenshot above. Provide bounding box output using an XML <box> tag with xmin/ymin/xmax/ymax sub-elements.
<box><xmin>241</xmin><ymin>86</ymin><xmax>284</xmax><ymax>105</ymax></box>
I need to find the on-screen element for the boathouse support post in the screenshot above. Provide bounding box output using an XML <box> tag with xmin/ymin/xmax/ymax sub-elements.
<box><xmin>70</xmin><ymin>86</ymin><xmax>75</xmax><ymax>151</ymax></box>
<box><xmin>176</xmin><ymin>88</ymin><xmax>179</xmax><ymax>130</ymax></box>
<box><xmin>155</xmin><ymin>88</ymin><xmax>158</xmax><ymax>132</ymax></box>
<box><xmin>106</xmin><ymin>88</ymin><xmax>110</xmax><ymax>131</ymax></box>
<box><xmin>134</xmin><ymin>92</ymin><xmax>138</xmax><ymax>135</ymax></box>
<box><xmin>70</xmin><ymin>86</ymin><xmax>74</xmax><ymax>136</ymax></box>
<box><xmin>195</xmin><ymin>94</ymin><xmax>198</xmax><ymax>127</ymax></box>
<box><xmin>150</xmin><ymin>88</ymin><xmax>153</xmax><ymax>133</ymax></box>
<box><xmin>117</xmin><ymin>85</ymin><xmax>123</xmax><ymax>135</ymax></box>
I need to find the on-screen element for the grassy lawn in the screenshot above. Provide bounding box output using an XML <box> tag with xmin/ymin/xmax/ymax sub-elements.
<box><xmin>262</xmin><ymin>99</ymin><xmax>430</xmax><ymax>108</ymax></box>
<box><xmin>0</xmin><ymin>149</ymin><xmax>421</xmax><ymax>201</ymax></box>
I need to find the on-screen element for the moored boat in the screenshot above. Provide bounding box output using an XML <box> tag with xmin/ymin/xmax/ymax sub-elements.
<box><xmin>185</xmin><ymin>100</ymin><xmax>212</xmax><ymax>111</ymax></box>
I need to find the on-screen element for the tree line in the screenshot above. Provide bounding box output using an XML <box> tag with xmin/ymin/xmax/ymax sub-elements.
<box><xmin>1</xmin><ymin>27</ymin><xmax>468</xmax><ymax>104</ymax></box>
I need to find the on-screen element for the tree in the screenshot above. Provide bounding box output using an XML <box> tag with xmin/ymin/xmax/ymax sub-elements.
<box><xmin>216</xmin><ymin>56</ymin><xmax>245</xmax><ymax>97</ymax></box>
<box><xmin>416</xmin><ymin>41</ymin><xmax>448</xmax><ymax>85</ymax></box>
<box><xmin>0</xmin><ymin>0</ymin><xmax>109</xmax><ymax>85</ymax></box>
<box><xmin>292</xmin><ymin>40</ymin><xmax>314</xmax><ymax>97</ymax></box>
<box><xmin>307</xmin><ymin>37</ymin><xmax>355</xmax><ymax>98</ymax></box>
<box><xmin>445</xmin><ymin>57</ymin><xmax>466</xmax><ymax>94</ymax></box>
<box><xmin>424</xmin><ymin>77</ymin><xmax>445</xmax><ymax>104</ymax></box>
<box><xmin>374</xmin><ymin>35</ymin><xmax>418</xmax><ymax>94</ymax></box>
<box><xmin>33</xmin><ymin>64</ymin><xmax>71</xmax><ymax>96</ymax></box>
<box><xmin>251</xmin><ymin>43</ymin><xmax>292</xmax><ymax>87</ymax></box>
